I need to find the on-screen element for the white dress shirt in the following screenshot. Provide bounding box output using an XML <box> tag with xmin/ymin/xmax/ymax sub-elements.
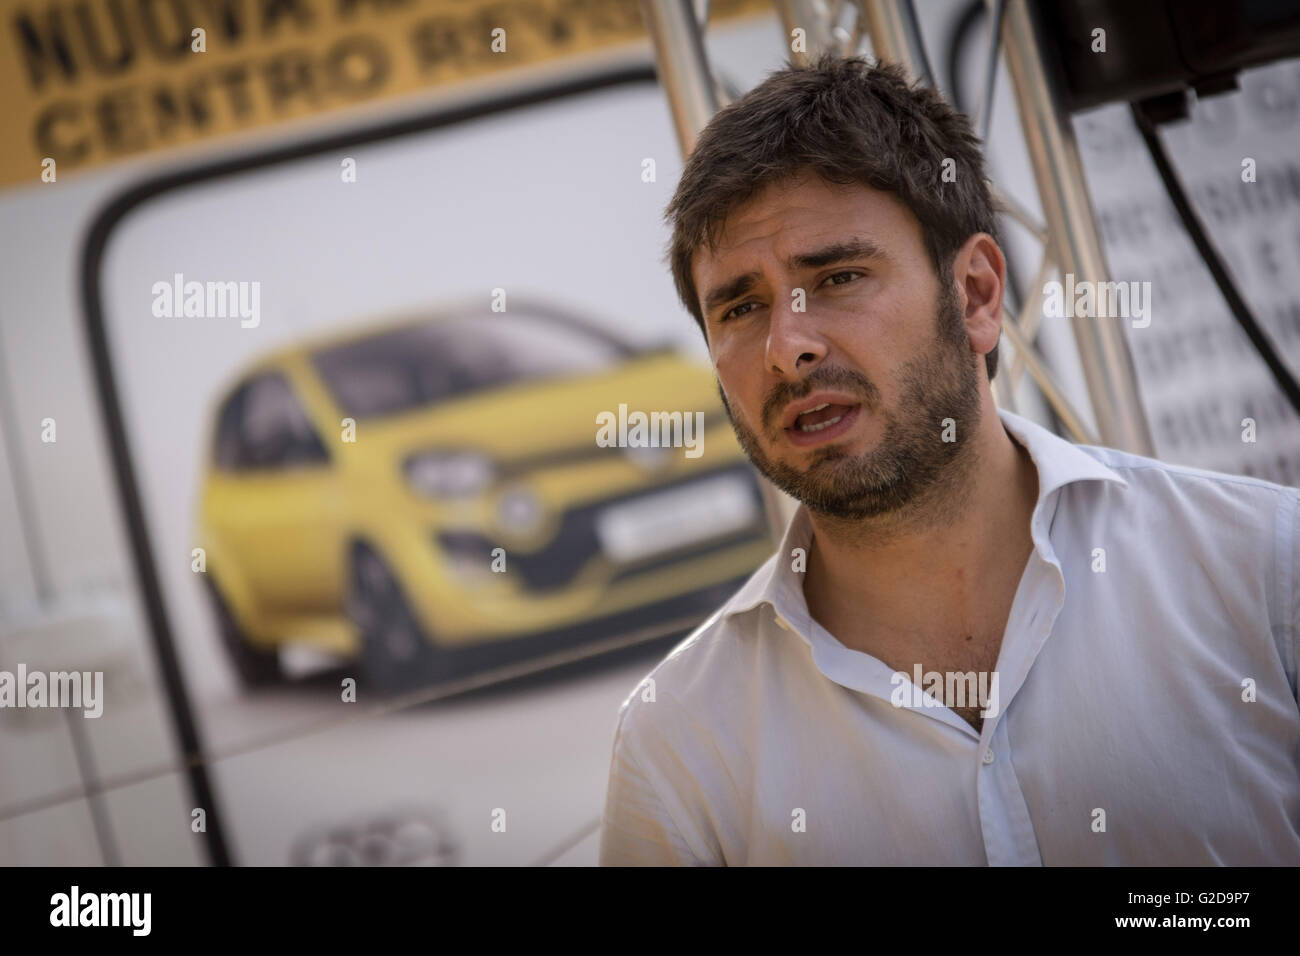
<box><xmin>598</xmin><ymin>408</ymin><xmax>1300</xmax><ymax>865</ymax></box>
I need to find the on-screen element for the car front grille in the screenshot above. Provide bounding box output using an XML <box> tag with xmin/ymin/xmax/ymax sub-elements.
<box><xmin>437</xmin><ymin>463</ymin><xmax>768</xmax><ymax>592</ymax></box>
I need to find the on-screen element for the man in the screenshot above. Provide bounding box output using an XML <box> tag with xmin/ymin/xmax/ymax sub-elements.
<box><xmin>598</xmin><ymin>55</ymin><xmax>1300</xmax><ymax>865</ymax></box>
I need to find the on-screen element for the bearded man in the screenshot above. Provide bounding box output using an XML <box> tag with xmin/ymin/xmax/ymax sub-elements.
<box><xmin>598</xmin><ymin>55</ymin><xmax>1300</xmax><ymax>866</ymax></box>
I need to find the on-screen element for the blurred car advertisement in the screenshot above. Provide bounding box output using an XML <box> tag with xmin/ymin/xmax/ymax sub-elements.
<box><xmin>197</xmin><ymin>301</ymin><xmax>769</xmax><ymax>694</ymax></box>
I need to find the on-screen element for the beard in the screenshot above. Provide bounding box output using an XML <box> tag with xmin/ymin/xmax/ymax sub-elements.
<box><xmin>718</xmin><ymin>280</ymin><xmax>983</xmax><ymax>521</ymax></box>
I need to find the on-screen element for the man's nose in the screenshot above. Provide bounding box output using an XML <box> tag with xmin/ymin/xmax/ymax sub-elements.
<box><xmin>765</xmin><ymin>292</ymin><xmax>826</xmax><ymax>378</ymax></box>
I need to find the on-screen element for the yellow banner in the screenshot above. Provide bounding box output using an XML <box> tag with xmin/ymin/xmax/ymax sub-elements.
<box><xmin>0</xmin><ymin>0</ymin><xmax>770</xmax><ymax>189</ymax></box>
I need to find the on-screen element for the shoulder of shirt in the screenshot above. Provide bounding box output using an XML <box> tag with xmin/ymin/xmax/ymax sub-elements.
<box><xmin>612</xmin><ymin>552</ymin><xmax>779</xmax><ymax>735</ymax></box>
<box><xmin>1000</xmin><ymin>407</ymin><xmax>1298</xmax><ymax>507</ymax></box>
<box><xmin>1062</xmin><ymin>441</ymin><xmax>1300</xmax><ymax>556</ymax></box>
<box><xmin>1070</xmin><ymin>441</ymin><xmax>1300</xmax><ymax>504</ymax></box>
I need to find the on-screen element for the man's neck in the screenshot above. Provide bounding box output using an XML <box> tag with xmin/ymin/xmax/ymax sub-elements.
<box><xmin>802</xmin><ymin>404</ymin><xmax>1040</xmax><ymax>652</ymax></box>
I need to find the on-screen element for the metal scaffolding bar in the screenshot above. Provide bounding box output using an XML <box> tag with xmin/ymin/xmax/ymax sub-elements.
<box><xmin>1000</xmin><ymin>0</ymin><xmax>1154</xmax><ymax>454</ymax></box>
<box><xmin>642</xmin><ymin>0</ymin><xmax>724</xmax><ymax>156</ymax></box>
<box><xmin>859</xmin><ymin>0</ymin><xmax>935</xmax><ymax>85</ymax></box>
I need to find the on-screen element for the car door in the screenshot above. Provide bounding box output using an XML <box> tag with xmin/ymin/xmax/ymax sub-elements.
<box><xmin>205</xmin><ymin>370</ymin><xmax>343</xmax><ymax>614</ymax></box>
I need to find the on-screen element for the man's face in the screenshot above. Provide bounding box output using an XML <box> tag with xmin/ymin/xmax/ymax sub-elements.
<box><xmin>693</xmin><ymin>173</ymin><xmax>983</xmax><ymax>520</ymax></box>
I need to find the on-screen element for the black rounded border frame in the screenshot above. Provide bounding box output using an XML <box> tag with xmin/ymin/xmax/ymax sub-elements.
<box><xmin>79</xmin><ymin>63</ymin><xmax>660</xmax><ymax>866</ymax></box>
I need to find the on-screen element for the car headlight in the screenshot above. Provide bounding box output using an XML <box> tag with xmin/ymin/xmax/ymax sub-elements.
<box><xmin>404</xmin><ymin>451</ymin><xmax>497</xmax><ymax>498</ymax></box>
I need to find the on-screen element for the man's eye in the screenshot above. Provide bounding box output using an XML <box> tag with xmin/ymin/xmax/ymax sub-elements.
<box><xmin>822</xmin><ymin>270</ymin><xmax>864</xmax><ymax>287</ymax></box>
<box><xmin>720</xmin><ymin>301</ymin><xmax>757</xmax><ymax>322</ymax></box>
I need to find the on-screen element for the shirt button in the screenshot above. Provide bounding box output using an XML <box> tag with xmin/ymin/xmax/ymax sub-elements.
<box><xmin>982</xmin><ymin>748</ymin><xmax>996</xmax><ymax>765</ymax></box>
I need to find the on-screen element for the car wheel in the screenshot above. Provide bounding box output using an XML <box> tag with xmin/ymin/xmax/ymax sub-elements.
<box><xmin>203</xmin><ymin>576</ymin><xmax>284</xmax><ymax>688</ymax></box>
<box><xmin>347</xmin><ymin>543</ymin><xmax>443</xmax><ymax>695</ymax></box>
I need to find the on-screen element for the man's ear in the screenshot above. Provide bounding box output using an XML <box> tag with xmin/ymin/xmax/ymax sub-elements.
<box><xmin>951</xmin><ymin>233</ymin><xmax>1006</xmax><ymax>364</ymax></box>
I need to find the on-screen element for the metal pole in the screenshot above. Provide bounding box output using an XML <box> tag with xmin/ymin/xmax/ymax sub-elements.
<box><xmin>773</xmin><ymin>0</ymin><xmax>840</xmax><ymax>64</ymax></box>
<box><xmin>641</xmin><ymin>0</ymin><xmax>723</xmax><ymax>156</ymax></box>
<box><xmin>1000</xmin><ymin>0</ymin><xmax>1154</xmax><ymax>454</ymax></box>
<box><xmin>859</xmin><ymin>0</ymin><xmax>935</xmax><ymax>86</ymax></box>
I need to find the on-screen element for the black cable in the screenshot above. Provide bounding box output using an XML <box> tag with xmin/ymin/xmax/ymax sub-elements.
<box><xmin>1131</xmin><ymin>101</ymin><xmax>1300</xmax><ymax>418</ymax></box>
<box><xmin>945</xmin><ymin>0</ymin><xmax>983</xmax><ymax>114</ymax></box>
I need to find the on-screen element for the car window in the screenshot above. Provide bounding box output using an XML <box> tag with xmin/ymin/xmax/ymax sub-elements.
<box><xmin>213</xmin><ymin>384</ymin><xmax>248</xmax><ymax>471</ymax></box>
<box><xmin>310</xmin><ymin>311</ymin><xmax>632</xmax><ymax>419</ymax></box>
<box><xmin>215</xmin><ymin>372</ymin><xmax>329</xmax><ymax>471</ymax></box>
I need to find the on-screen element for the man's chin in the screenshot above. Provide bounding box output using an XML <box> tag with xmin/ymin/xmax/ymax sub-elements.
<box><xmin>757</xmin><ymin>455</ymin><xmax>857</xmax><ymax>497</ymax></box>
<box><xmin>768</xmin><ymin>436</ymin><xmax>859</xmax><ymax>468</ymax></box>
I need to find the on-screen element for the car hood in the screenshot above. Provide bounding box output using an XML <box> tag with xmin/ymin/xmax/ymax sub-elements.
<box><xmin>348</xmin><ymin>351</ymin><xmax>729</xmax><ymax>462</ymax></box>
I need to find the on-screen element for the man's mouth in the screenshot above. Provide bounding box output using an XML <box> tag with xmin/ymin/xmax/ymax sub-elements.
<box><xmin>784</xmin><ymin>402</ymin><xmax>862</xmax><ymax>446</ymax></box>
<box><xmin>793</xmin><ymin>402</ymin><xmax>852</xmax><ymax>432</ymax></box>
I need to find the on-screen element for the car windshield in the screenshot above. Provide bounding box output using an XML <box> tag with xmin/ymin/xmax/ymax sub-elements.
<box><xmin>311</xmin><ymin>311</ymin><xmax>632</xmax><ymax>419</ymax></box>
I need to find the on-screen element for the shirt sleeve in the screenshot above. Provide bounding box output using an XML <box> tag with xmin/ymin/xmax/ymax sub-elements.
<box><xmin>597</xmin><ymin>698</ymin><xmax>715</xmax><ymax>866</ymax></box>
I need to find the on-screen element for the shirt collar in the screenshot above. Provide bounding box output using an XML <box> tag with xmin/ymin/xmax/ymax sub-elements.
<box><xmin>718</xmin><ymin>406</ymin><xmax>1129</xmax><ymax>627</ymax></box>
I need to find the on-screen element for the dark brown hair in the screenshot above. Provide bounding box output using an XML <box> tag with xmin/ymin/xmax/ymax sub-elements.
<box><xmin>665</xmin><ymin>54</ymin><xmax>1000</xmax><ymax>380</ymax></box>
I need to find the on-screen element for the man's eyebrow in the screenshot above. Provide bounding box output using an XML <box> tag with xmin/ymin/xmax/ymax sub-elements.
<box><xmin>788</xmin><ymin>238</ymin><xmax>887</xmax><ymax>270</ymax></box>
<box><xmin>702</xmin><ymin>272</ymin><xmax>760</xmax><ymax>316</ymax></box>
<box><xmin>701</xmin><ymin>238</ymin><xmax>887</xmax><ymax>317</ymax></box>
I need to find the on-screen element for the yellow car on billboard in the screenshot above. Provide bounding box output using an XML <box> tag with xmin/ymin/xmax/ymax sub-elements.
<box><xmin>196</xmin><ymin>301</ymin><xmax>772</xmax><ymax>693</ymax></box>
